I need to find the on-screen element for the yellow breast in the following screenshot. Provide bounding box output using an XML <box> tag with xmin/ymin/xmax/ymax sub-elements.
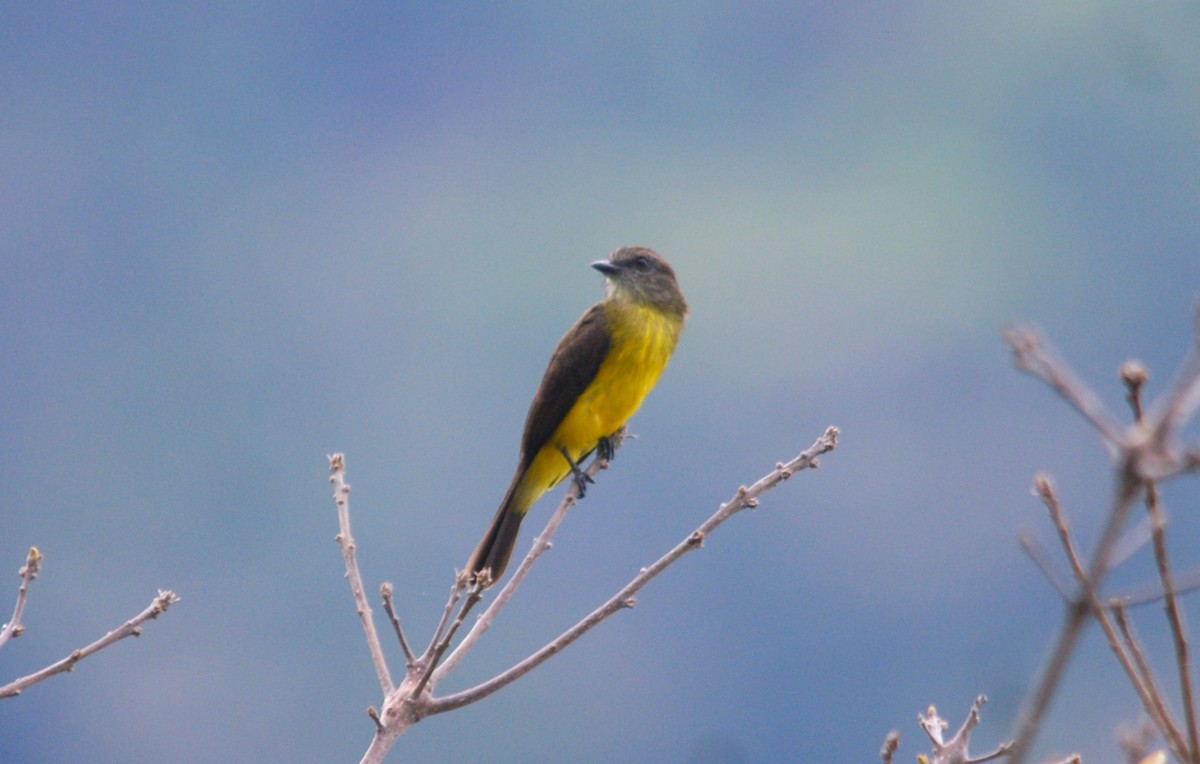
<box><xmin>510</xmin><ymin>300</ymin><xmax>683</xmax><ymax>507</ymax></box>
<box><xmin>553</xmin><ymin>301</ymin><xmax>682</xmax><ymax>457</ymax></box>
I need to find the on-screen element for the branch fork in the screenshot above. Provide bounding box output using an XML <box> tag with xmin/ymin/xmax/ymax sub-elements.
<box><xmin>1</xmin><ymin>548</ymin><xmax>177</xmax><ymax>701</ymax></box>
<box><xmin>1004</xmin><ymin>303</ymin><xmax>1200</xmax><ymax>763</ymax></box>
<box><xmin>329</xmin><ymin>425</ymin><xmax>838</xmax><ymax>763</ymax></box>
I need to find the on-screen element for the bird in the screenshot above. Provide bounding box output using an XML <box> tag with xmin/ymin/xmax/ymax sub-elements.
<box><xmin>465</xmin><ymin>246</ymin><xmax>687</xmax><ymax>586</ymax></box>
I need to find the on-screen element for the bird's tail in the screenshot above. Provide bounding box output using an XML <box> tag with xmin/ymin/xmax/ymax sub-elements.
<box><xmin>464</xmin><ymin>479</ymin><xmax>526</xmax><ymax>587</ymax></box>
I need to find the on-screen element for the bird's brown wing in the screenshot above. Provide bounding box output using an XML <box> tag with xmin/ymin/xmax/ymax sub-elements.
<box><xmin>515</xmin><ymin>302</ymin><xmax>610</xmax><ymax>472</ymax></box>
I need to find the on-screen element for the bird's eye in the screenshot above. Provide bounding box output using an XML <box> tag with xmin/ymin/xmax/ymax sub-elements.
<box><xmin>633</xmin><ymin>256</ymin><xmax>651</xmax><ymax>272</ymax></box>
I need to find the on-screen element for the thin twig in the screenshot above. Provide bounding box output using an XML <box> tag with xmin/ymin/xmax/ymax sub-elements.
<box><xmin>1112</xmin><ymin>600</ymin><xmax>1190</xmax><ymax>760</ymax></box>
<box><xmin>880</xmin><ymin>730</ymin><xmax>900</xmax><ymax>764</ymax></box>
<box><xmin>1019</xmin><ymin>530</ymin><xmax>1074</xmax><ymax>602</ymax></box>
<box><xmin>412</xmin><ymin>583</ymin><xmax>483</xmax><ymax>699</ymax></box>
<box><xmin>1146</xmin><ymin>481</ymin><xmax>1199</xmax><ymax>760</ymax></box>
<box><xmin>329</xmin><ymin>453</ymin><xmax>394</xmax><ymax>696</ymax></box>
<box><xmin>1147</xmin><ymin>342</ymin><xmax>1200</xmax><ymax>456</ymax></box>
<box><xmin>367</xmin><ymin>706</ymin><xmax>384</xmax><ymax>734</ymax></box>
<box><xmin>431</xmin><ymin>428</ymin><xmax>627</xmax><ymax>685</ymax></box>
<box><xmin>1010</xmin><ymin>471</ymin><xmax>1142</xmax><ymax>763</ymax></box>
<box><xmin>917</xmin><ymin>696</ymin><xmax>1014</xmax><ymax>764</ymax></box>
<box><xmin>1126</xmin><ymin>359</ymin><xmax>1199</xmax><ymax>762</ymax></box>
<box><xmin>1034</xmin><ymin>474</ymin><xmax>1185</xmax><ymax>756</ymax></box>
<box><xmin>421</xmin><ymin>580</ymin><xmax>465</xmax><ymax>666</ymax></box>
<box><xmin>1110</xmin><ymin>514</ymin><xmax>1155</xmax><ymax>571</ymax></box>
<box><xmin>1005</xmin><ymin>328</ymin><xmax>1125</xmax><ymax>452</ymax></box>
<box><xmin>379</xmin><ymin>583</ymin><xmax>415</xmax><ymax>667</ymax></box>
<box><xmin>0</xmin><ymin>590</ymin><xmax>178</xmax><ymax>699</ymax></box>
<box><xmin>0</xmin><ymin>547</ymin><xmax>42</xmax><ymax>651</ymax></box>
<box><xmin>1138</xmin><ymin>305</ymin><xmax>1200</xmax><ymax>480</ymax></box>
<box><xmin>429</xmin><ymin>427</ymin><xmax>838</xmax><ymax>714</ymax></box>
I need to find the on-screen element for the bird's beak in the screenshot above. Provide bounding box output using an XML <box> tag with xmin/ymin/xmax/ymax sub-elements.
<box><xmin>591</xmin><ymin>260</ymin><xmax>620</xmax><ymax>276</ymax></box>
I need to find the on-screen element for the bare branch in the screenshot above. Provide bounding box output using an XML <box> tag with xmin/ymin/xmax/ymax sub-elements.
<box><xmin>1009</xmin><ymin>314</ymin><xmax>1200</xmax><ymax>763</ymax></box>
<box><xmin>916</xmin><ymin>696</ymin><xmax>1014</xmax><ymax>764</ymax></box>
<box><xmin>1019</xmin><ymin>531</ymin><xmax>1073</xmax><ymax>602</ymax></box>
<box><xmin>429</xmin><ymin>427</ymin><xmax>838</xmax><ymax>714</ymax></box>
<box><xmin>422</xmin><ymin>579</ymin><xmax>466</xmax><ymax>667</ymax></box>
<box><xmin>1121</xmin><ymin>361</ymin><xmax>1149</xmax><ymax>422</ymax></box>
<box><xmin>1010</xmin><ymin>472</ymin><xmax>1142</xmax><ymax>763</ymax></box>
<box><xmin>1145</xmin><ymin>321</ymin><xmax>1200</xmax><ymax>452</ymax></box>
<box><xmin>1028</xmin><ymin>472</ymin><xmax>1191</xmax><ymax>760</ymax></box>
<box><xmin>880</xmin><ymin>730</ymin><xmax>900</xmax><ymax>764</ymax></box>
<box><xmin>1111</xmin><ymin>601</ymin><xmax>1189</xmax><ymax>759</ymax></box>
<box><xmin>379</xmin><ymin>583</ymin><xmax>415</xmax><ymax>667</ymax></box>
<box><xmin>412</xmin><ymin>583</ymin><xmax>483</xmax><ymax>699</ymax></box>
<box><xmin>1004</xmin><ymin>328</ymin><xmax>1125</xmax><ymax>451</ymax></box>
<box><xmin>431</xmin><ymin>427</ymin><xmax>627</xmax><ymax>684</ymax></box>
<box><xmin>0</xmin><ymin>547</ymin><xmax>42</xmax><ymax>651</ymax></box>
<box><xmin>1143</xmin><ymin>481</ymin><xmax>1199</xmax><ymax>761</ymax></box>
<box><xmin>0</xmin><ymin>589</ymin><xmax>178</xmax><ymax>699</ymax></box>
<box><xmin>341</xmin><ymin>426</ymin><xmax>839</xmax><ymax>764</ymax></box>
<box><xmin>329</xmin><ymin>453</ymin><xmax>394</xmax><ymax>696</ymax></box>
<box><xmin>1123</xmin><ymin>357</ymin><xmax>1198</xmax><ymax>762</ymax></box>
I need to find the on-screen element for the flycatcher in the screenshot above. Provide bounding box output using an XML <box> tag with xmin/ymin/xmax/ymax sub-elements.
<box><xmin>465</xmin><ymin>246</ymin><xmax>688</xmax><ymax>585</ymax></box>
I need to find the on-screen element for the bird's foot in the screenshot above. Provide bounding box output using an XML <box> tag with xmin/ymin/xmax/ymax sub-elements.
<box><xmin>596</xmin><ymin>435</ymin><xmax>616</xmax><ymax>464</ymax></box>
<box><xmin>558</xmin><ymin>446</ymin><xmax>595</xmax><ymax>497</ymax></box>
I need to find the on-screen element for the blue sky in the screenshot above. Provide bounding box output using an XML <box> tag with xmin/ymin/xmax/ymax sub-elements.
<box><xmin>3</xmin><ymin>3</ymin><xmax>1200</xmax><ymax>762</ymax></box>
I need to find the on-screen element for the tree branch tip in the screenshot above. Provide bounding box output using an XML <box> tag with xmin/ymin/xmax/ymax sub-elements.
<box><xmin>919</xmin><ymin>705</ymin><xmax>943</xmax><ymax>729</ymax></box>
<box><xmin>367</xmin><ymin>706</ymin><xmax>384</xmax><ymax>733</ymax></box>
<box><xmin>1002</xmin><ymin>325</ymin><xmax>1040</xmax><ymax>347</ymax></box>
<box><xmin>328</xmin><ymin>453</ymin><xmax>345</xmax><ymax>471</ymax></box>
<box><xmin>813</xmin><ymin>425</ymin><xmax>840</xmax><ymax>447</ymax></box>
<box><xmin>25</xmin><ymin>546</ymin><xmax>43</xmax><ymax>564</ymax></box>
<box><xmin>1120</xmin><ymin>360</ymin><xmax>1149</xmax><ymax>387</ymax></box>
<box><xmin>879</xmin><ymin>730</ymin><xmax>900</xmax><ymax>762</ymax></box>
